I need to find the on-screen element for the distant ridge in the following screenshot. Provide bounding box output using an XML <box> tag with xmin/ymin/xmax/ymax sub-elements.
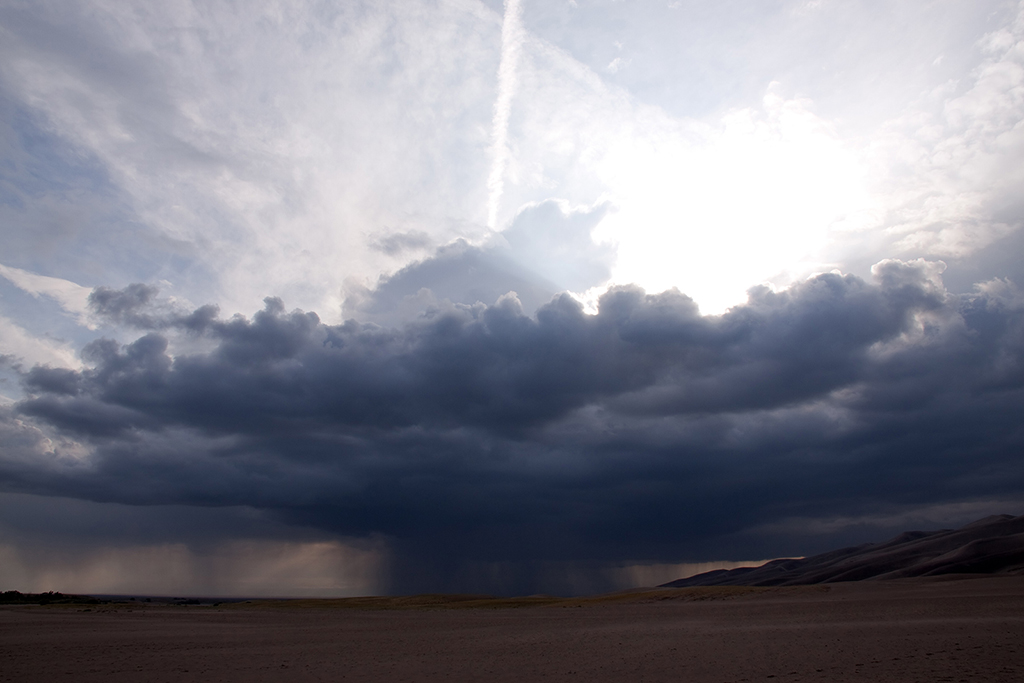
<box><xmin>660</xmin><ymin>513</ymin><xmax>1024</xmax><ymax>587</ymax></box>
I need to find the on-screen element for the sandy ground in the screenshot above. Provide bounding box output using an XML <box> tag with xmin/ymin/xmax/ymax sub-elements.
<box><xmin>2</xmin><ymin>576</ymin><xmax>1023</xmax><ymax>682</ymax></box>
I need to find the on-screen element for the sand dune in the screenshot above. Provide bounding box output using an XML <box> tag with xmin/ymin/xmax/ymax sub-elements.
<box><xmin>662</xmin><ymin>513</ymin><xmax>1024</xmax><ymax>587</ymax></box>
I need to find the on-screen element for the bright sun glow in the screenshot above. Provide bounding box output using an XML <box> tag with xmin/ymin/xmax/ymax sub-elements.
<box><xmin>591</xmin><ymin>89</ymin><xmax>871</xmax><ymax>314</ymax></box>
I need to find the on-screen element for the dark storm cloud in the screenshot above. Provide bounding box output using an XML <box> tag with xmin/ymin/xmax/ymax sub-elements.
<box><xmin>87</xmin><ymin>283</ymin><xmax>158</xmax><ymax>323</ymax></box>
<box><xmin>4</xmin><ymin>259</ymin><xmax>1024</xmax><ymax>593</ymax></box>
<box><xmin>87</xmin><ymin>283</ymin><xmax>219</xmax><ymax>331</ymax></box>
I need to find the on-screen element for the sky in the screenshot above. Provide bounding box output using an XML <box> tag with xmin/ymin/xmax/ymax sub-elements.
<box><xmin>1</xmin><ymin>0</ymin><xmax>1023</xmax><ymax>597</ymax></box>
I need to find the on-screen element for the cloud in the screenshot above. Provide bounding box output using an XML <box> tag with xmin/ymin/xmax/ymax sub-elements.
<box><xmin>345</xmin><ymin>198</ymin><xmax>615</xmax><ymax>324</ymax></box>
<box><xmin>498</xmin><ymin>33</ymin><xmax>874</xmax><ymax>312</ymax></box>
<box><xmin>86</xmin><ymin>282</ymin><xmax>218</xmax><ymax>332</ymax></box>
<box><xmin>499</xmin><ymin>199</ymin><xmax>615</xmax><ymax>293</ymax></box>
<box><xmin>0</xmin><ymin>315</ymin><xmax>80</xmax><ymax>371</ymax></box>
<box><xmin>3</xmin><ymin>1</ymin><xmax>1024</xmax><ymax>596</ymax></box>
<box><xmin>478</xmin><ymin>1</ymin><xmax>1024</xmax><ymax>312</ymax></box>
<box><xmin>852</xmin><ymin>2</ymin><xmax>1024</xmax><ymax>263</ymax></box>
<box><xmin>343</xmin><ymin>239</ymin><xmax>558</xmax><ymax>326</ymax></box>
<box><xmin>369</xmin><ymin>230</ymin><xmax>435</xmax><ymax>257</ymax></box>
<box><xmin>4</xmin><ymin>260</ymin><xmax>1024</xmax><ymax>593</ymax></box>
<box><xmin>488</xmin><ymin>0</ymin><xmax>525</xmax><ymax>228</ymax></box>
<box><xmin>4</xmin><ymin>0</ymin><xmax>1021</xmax><ymax>324</ymax></box>
<box><xmin>0</xmin><ymin>264</ymin><xmax>92</xmax><ymax>324</ymax></box>
<box><xmin>0</xmin><ymin>0</ymin><xmax>504</xmax><ymax>319</ymax></box>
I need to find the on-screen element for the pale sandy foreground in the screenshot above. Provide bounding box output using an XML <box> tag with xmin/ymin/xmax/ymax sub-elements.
<box><xmin>2</xmin><ymin>577</ymin><xmax>1023</xmax><ymax>682</ymax></box>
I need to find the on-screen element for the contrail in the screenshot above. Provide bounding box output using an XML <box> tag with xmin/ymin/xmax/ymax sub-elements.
<box><xmin>487</xmin><ymin>0</ymin><xmax>525</xmax><ymax>230</ymax></box>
